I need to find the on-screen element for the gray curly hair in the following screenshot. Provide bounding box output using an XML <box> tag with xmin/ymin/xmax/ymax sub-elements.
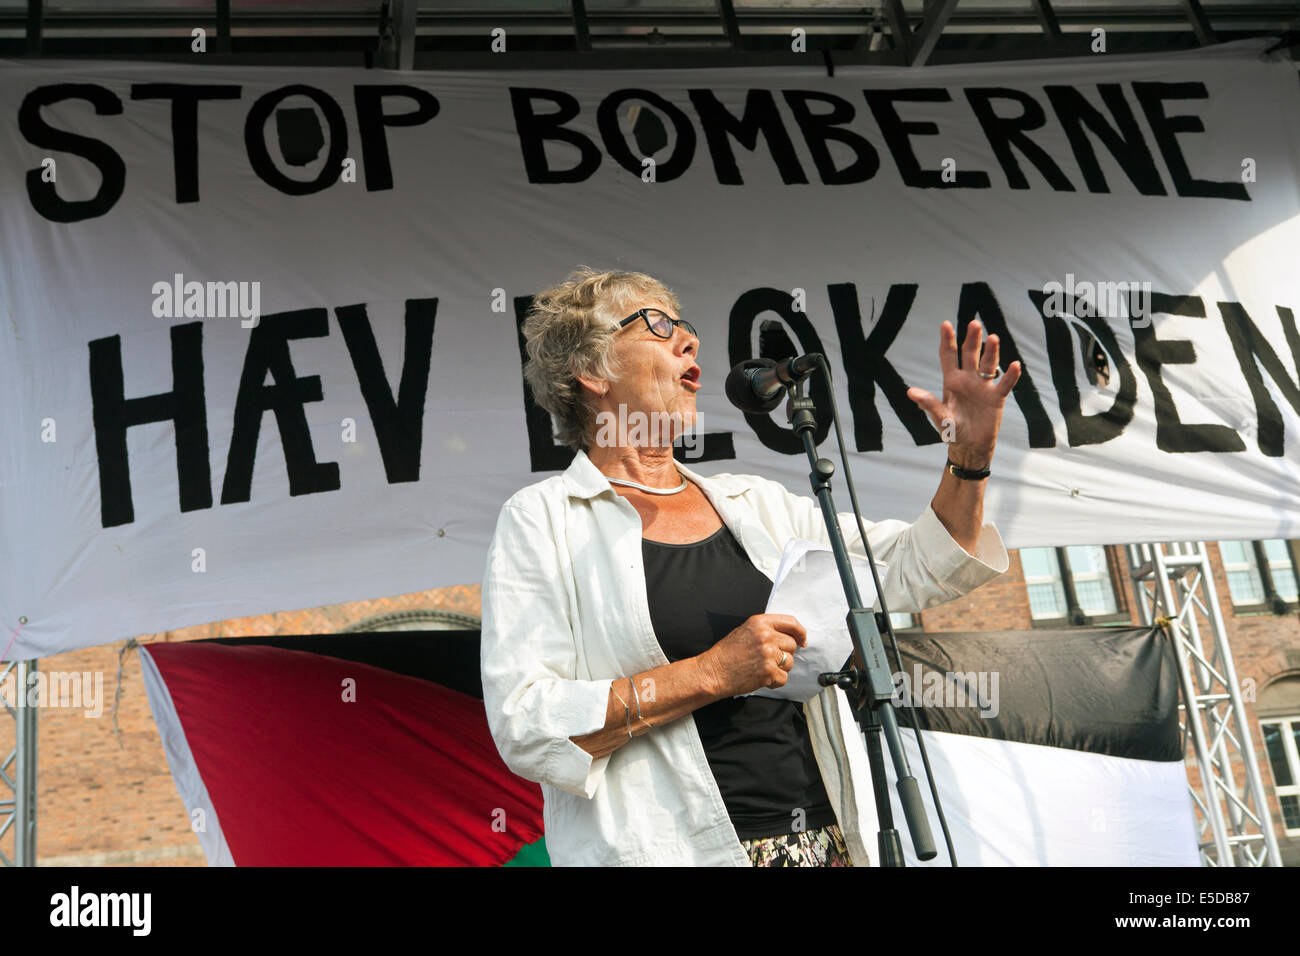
<box><xmin>523</xmin><ymin>266</ymin><xmax>683</xmax><ymax>451</ymax></box>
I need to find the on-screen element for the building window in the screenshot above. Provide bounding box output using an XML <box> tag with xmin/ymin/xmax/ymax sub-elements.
<box><xmin>888</xmin><ymin>611</ymin><xmax>919</xmax><ymax>632</ymax></box>
<box><xmin>1261</xmin><ymin>717</ymin><xmax>1300</xmax><ymax>835</ymax></box>
<box><xmin>1218</xmin><ymin>540</ymin><xmax>1299</xmax><ymax>613</ymax></box>
<box><xmin>1022</xmin><ymin>546</ymin><xmax>1126</xmax><ymax>626</ymax></box>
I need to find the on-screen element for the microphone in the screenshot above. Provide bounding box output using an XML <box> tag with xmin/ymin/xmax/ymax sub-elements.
<box><xmin>724</xmin><ymin>354</ymin><xmax>821</xmax><ymax>413</ymax></box>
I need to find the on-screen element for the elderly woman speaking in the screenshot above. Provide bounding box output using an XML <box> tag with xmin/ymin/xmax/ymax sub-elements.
<box><xmin>481</xmin><ymin>267</ymin><xmax>1021</xmax><ymax>867</ymax></box>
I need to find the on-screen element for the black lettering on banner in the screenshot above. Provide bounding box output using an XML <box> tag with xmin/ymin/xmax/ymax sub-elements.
<box><xmin>687</xmin><ymin>89</ymin><xmax>808</xmax><ymax>185</ymax></box>
<box><xmin>334</xmin><ymin>298</ymin><xmax>438</xmax><ymax>483</ymax></box>
<box><xmin>1133</xmin><ymin>293</ymin><xmax>1243</xmax><ymax>453</ymax></box>
<box><xmin>863</xmin><ymin>88</ymin><xmax>991</xmax><ymax>189</ymax></box>
<box><xmin>963</xmin><ymin>87</ymin><xmax>1074</xmax><ymax>191</ymax></box>
<box><xmin>510</xmin><ymin>87</ymin><xmax>602</xmax><ymax>184</ymax></box>
<box><xmin>1218</xmin><ymin>303</ymin><xmax>1300</xmax><ymax>458</ymax></box>
<box><xmin>954</xmin><ymin>283</ymin><xmax>1055</xmax><ymax>447</ymax></box>
<box><xmin>79</xmin><ymin>288</ymin><xmax>1300</xmax><ymax>522</ymax></box>
<box><xmin>1131</xmin><ymin>82</ymin><xmax>1250</xmax><ymax>201</ymax></box>
<box><xmin>18</xmin><ymin>83</ymin><xmax>126</xmax><ymax>222</ymax></box>
<box><xmin>728</xmin><ymin>288</ymin><xmax>831</xmax><ymax>454</ymax></box>
<box><xmin>781</xmin><ymin>90</ymin><xmax>880</xmax><ymax>185</ymax></box>
<box><xmin>221</xmin><ymin>309</ymin><xmax>341</xmax><ymax>503</ymax></box>
<box><xmin>129</xmin><ymin>83</ymin><xmax>242</xmax><ymax>203</ymax></box>
<box><xmin>1030</xmin><ymin>289</ymin><xmax>1138</xmax><ymax>446</ymax></box>
<box><xmin>687</xmin><ymin>425</ymin><xmax>738</xmax><ymax>464</ymax></box>
<box><xmin>88</xmin><ymin>323</ymin><xmax>212</xmax><ymax>529</ymax></box>
<box><xmin>352</xmin><ymin>85</ymin><xmax>441</xmax><ymax>192</ymax></box>
<box><xmin>828</xmin><ymin>283</ymin><xmax>934</xmax><ymax>452</ymax></box>
<box><xmin>513</xmin><ymin>294</ymin><xmax>578</xmax><ymax>473</ymax></box>
<box><xmin>244</xmin><ymin>85</ymin><xmax>348</xmax><ymax>195</ymax></box>
<box><xmin>597</xmin><ymin>89</ymin><xmax>696</xmax><ymax>181</ymax></box>
<box><xmin>1043</xmin><ymin>84</ymin><xmax>1166</xmax><ymax>195</ymax></box>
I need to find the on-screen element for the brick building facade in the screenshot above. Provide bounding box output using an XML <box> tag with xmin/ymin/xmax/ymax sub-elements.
<box><xmin>7</xmin><ymin>539</ymin><xmax>1298</xmax><ymax>867</ymax></box>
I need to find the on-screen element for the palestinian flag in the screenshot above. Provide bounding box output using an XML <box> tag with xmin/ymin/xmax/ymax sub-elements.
<box><xmin>140</xmin><ymin>623</ymin><xmax>1195</xmax><ymax>866</ymax></box>
<box><xmin>139</xmin><ymin>630</ymin><xmax>549</xmax><ymax>866</ymax></box>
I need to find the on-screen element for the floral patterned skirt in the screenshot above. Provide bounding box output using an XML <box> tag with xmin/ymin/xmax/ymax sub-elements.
<box><xmin>740</xmin><ymin>822</ymin><xmax>855</xmax><ymax>867</ymax></box>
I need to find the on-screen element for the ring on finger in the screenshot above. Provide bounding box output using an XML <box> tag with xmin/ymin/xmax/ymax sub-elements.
<box><xmin>778</xmin><ymin>652</ymin><xmax>788</xmax><ymax>669</ymax></box>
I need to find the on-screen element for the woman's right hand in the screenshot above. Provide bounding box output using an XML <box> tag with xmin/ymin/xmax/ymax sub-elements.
<box><xmin>698</xmin><ymin>614</ymin><xmax>808</xmax><ymax>698</ymax></box>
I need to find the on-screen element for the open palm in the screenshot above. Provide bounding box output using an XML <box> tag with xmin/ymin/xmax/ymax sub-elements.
<box><xmin>906</xmin><ymin>319</ymin><xmax>1022</xmax><ymax>468</ymax></box>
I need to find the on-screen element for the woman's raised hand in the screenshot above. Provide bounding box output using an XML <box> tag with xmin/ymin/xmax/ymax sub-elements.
<box><xmin>698</xmin><ymin>614</ymin><xmax>808</xmax><ymax>698</ymax></box>
<box><xmin>905</xmin><ymin>318</ymin><xmax>1022</xmax><ymax>470</ymax></box>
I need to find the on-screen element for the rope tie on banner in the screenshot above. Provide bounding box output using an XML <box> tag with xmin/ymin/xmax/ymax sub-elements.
<box><xmin>1</xmin><ymin>616</ymin><xmax>26</xmax><ymax>664</ymax></box>
<box><xmin>1153</xmin><ymin>614</ymin><xmax>1174</xmax><ymax>630</ymax></box>
<box><xmin>112</xmin><ymin>638</ymin><xmax>141</xmax><ymax>748</ymax></box>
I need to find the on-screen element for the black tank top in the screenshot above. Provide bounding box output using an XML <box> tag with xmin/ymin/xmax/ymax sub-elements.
<box><xmin>642</xmin><ymin>524</ymin><xmax>837</xmax><ymax>840</ymax></box>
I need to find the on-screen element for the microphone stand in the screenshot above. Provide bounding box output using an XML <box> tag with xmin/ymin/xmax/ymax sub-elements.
<box><xmin>783</xmin><ymin>372</ymin><xmax>938</xmax><ymax>866</ymax></box>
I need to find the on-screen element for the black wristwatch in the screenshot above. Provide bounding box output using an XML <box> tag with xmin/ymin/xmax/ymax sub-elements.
<box><xmin>946</xmin><ymin>456</ymin><xmax>991</xmax><ymax>480</ymax></box>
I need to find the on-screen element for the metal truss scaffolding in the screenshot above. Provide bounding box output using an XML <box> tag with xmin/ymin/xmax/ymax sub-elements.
<box><xmin>1127</xmin><ymin>541</ymin><xmax>1282</xmax><ymax>866</ymax></box>
<box><xmin>1</xmin><ymin>659</ymin><xmax>37</xmax><ymax>867</ymax></box>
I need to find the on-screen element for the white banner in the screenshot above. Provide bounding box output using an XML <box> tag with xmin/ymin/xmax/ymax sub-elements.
<box><xmin>2</xmin><ymin>41</ymin><xmax>1299</xmax><ymax>659</ymax></box>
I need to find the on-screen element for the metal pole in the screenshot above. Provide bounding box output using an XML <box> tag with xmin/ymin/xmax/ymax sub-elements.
<box><xmin>3</xmin><ymin>659</ymin><xmax>38</xmax><ymax>866</ymax></box>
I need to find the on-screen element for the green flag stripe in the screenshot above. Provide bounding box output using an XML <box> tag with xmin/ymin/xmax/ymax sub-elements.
<box><xmin>503</xmin><ymin>836</ymin><xmax>551</xmax><ymax>867</ymax></box>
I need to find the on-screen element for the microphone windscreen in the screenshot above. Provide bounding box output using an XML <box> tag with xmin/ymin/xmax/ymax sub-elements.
<box><xmin>725</xmin><ymin>358</ymin><xmax>783</xmax><ymax>414</ymax></box>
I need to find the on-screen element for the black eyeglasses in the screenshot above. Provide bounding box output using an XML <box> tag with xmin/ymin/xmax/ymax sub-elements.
<box><xmin>618</xmin><ymin>308</ymin><xmax>697</xmax><ymax>341</ymax></box>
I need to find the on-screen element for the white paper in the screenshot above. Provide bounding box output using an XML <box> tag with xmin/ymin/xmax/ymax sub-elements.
<box><xmin>747</xmin><ymin>539</ymin><xmax>888</xmax><ymax>703</ymax></box>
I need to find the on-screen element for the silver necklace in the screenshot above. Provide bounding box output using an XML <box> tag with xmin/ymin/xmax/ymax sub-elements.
<box><xmin>605</xmin><ymin>473</ymin><xmax>689</xmax><ymax>495</ymax></box>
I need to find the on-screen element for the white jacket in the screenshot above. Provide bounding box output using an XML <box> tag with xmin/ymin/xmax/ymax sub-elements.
<box><xmin>480</xmin><ymin>448</ymin><xmax>1009</xmax><ymax>866</ymax></box>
